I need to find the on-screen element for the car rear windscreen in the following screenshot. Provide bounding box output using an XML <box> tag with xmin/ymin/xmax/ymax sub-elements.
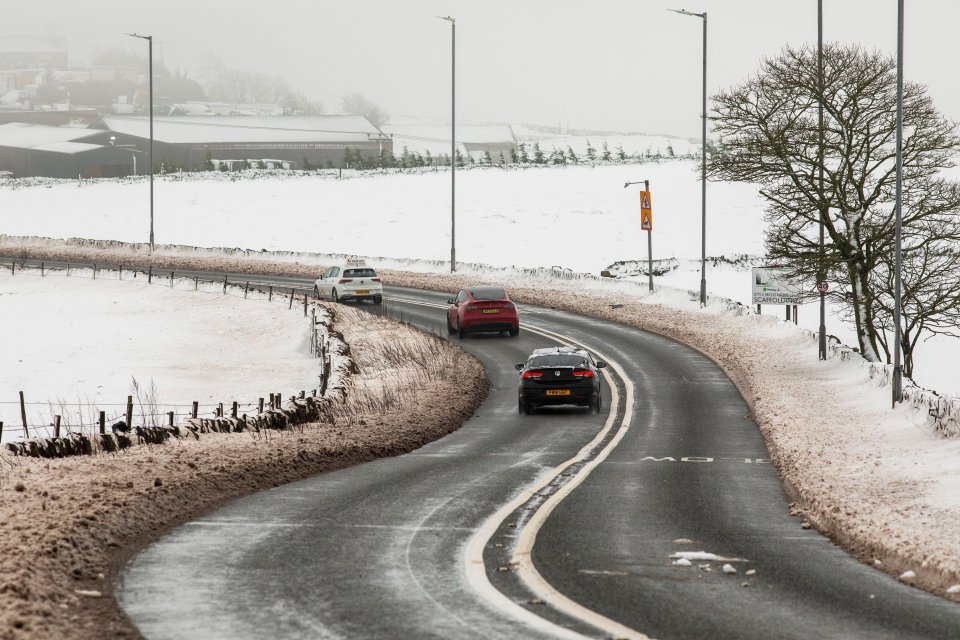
<box><xmin>529</xmin><ymin>355</ymin><xmax>588</xmax><ymax>368</ymax></box>
<box><xmin>470</xmin><ymin>287</ymin><xmax>506</xmax><ymax>300</ymax></box>
<box><xmin>344</xmin><ymin>268</ymin><xmax>377</xmax><ymax>277</ymax></box>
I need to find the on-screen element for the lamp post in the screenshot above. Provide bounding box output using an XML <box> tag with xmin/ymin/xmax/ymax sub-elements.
<box><xmin>817</xmin><ymin>0</ymin><xmax>828</xmax><ymax>361</ymax></box>
<box><xmin>437</xmin><ymin>16</ymin><xmax>456</xmax><ymax>273</ymax></box>
<box><xmin>892</xmin><ymin>0</ymin><xmax>905</xmax><ymax>406</ymax></box>
<box><xmin>126</xmin><ymin>32</ymin><xmax>154</xmax><ymax>253</ymax></box>
<box><xmin>624</xmin><ymin>180</ymin><xmax>654</xmax><ymax>292</ymax></box>
<box><xmin>669</xmin><ymin>8</ymin><xmax>707</xmax><ymax>306</ymax></box>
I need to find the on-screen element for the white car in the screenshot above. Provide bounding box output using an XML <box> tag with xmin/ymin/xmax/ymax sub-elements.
<box><xmin>314</xmin><ymin>261</ymin><xmax>383</xmax><ymax>304</ymax></box>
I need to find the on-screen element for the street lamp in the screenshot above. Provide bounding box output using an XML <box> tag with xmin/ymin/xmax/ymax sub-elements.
<box><xmin>892</xmin><ymin>0</ymin><xmax>905</xmax><ymax>406</ymax></box>
<box><xmin>126</xmin><ymin>32</ymin><xmax>154</xmax><ymax>253</ymax></box>
<box><xmin>624</xmin><ymin>180</ymin><xmax>654</xmax><ymax>292</ymax></box>
<box><xmin>669</xmin><ymin>8</ymin><xmax>707</xmax><ymax>306</ymax></box>
<box><xmin>437</xmin><ymin>16</ymin><xmax>456</xmax><ymax>273</ymax></box>
<box><xmin>817</xmin><ymin>0</ymin><xmax>828</xmax><ymax>361</ymax></box>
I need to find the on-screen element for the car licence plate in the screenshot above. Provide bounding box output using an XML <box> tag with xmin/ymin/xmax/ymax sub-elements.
<box><xmin>546</xmin><ymin>389</ymin><xmax>571</xmax><ymax>396</ymax></box>
<box><xmin>355</xmin><ymin>290</ymin><xmax>370</xmax><ymax>295</ymax></box>
<box><xmin>482</xmin><ymin>308</ymin><xmax>500</xmax><ymax>314</ymax></box>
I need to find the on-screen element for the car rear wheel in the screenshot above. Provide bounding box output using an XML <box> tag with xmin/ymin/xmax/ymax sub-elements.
<box><xmin>508</xmin><ymin>326</ymin><xmax>520</xmax><ymax>337</ymax></box>
<box><xmin>458</xmin><ymin>324</ymin><xmax>468</xmax><ymax>339</ymax></box>
<box><xmin>313</xmin><ymin>285</ymin><xmax>320</xmax><ymax>298</ymax></box>
<box><xmin>373</xmin><ymin>295</ymin><xmax>383</xmax><ymax>305</ymax></box>
<box><xmin>519</xmin><ymin>399</ymin><xmax>534</xmax><ymax>415</ymax></box>
<box><xmin>590</xmin><ymin>394</ymin><xmax>602</xmax><ymax>415</ymax></box>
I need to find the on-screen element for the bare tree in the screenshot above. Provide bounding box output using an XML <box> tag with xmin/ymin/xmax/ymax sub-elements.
<box><xmin>340</xmin><ymin>93</ymin><xmax>389</xmax><ymax>127</ymax></box>
<box><xmin>709</xmin><ymin>44</ymin><xmax>960</xmax><ymax>372</ymax></box>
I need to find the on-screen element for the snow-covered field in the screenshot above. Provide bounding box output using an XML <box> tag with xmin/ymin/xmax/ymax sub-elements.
<box><xmin>0</xmin><ymin>268</ymin><xmax>319</xmax><ymax>436</ymax></box>
<box><xmin>3</xmin><ymin>157</ymin><xmax>959</xmax><ymax>396</ymax></box>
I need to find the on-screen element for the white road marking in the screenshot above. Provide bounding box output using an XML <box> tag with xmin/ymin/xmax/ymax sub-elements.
<box><xmin>388</xmin><ymin>295</ymin><xmax>649</xmax><ymax>639</ymax></box>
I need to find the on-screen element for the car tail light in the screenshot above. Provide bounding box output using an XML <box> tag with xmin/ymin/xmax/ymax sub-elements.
<box><xmin>522</xmin><ymin>371</ymin><xmax>543</xmax><ymax>379</ymax></box>
<box><xmin>503</xmin><ymin>302</ymin><xmax>515</xmax><ymax>309</ymax></box>
<box><xmin>465</xmin><ymin>304</ymin><xmax>478</xmax><ymax>310</ymax></box>
<box><xmin>371</xmin><ymin>278</ymin><xmax>381</xmax><ymax>282</ymax></box>
<box><xmin>572</xmin><ymin>369</ymin><xmax>594</xmax><ymax>378</ymax></box>
<box><xmin>338</xmin><ymin>279</ymin><xmax>353</xmax><ymax>284</ymax></box>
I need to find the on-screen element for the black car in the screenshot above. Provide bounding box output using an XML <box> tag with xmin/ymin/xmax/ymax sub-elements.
<box><xmin>515</xmin><ymin>346</ymin><xmax>607</xmax><ymax>414</ymax></box>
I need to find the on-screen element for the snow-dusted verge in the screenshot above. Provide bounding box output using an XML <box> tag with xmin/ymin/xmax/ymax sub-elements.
<box><xmin>2</xmin><ymin>238</ymin><xmax>960</xmax><ymax>603</ymax></box>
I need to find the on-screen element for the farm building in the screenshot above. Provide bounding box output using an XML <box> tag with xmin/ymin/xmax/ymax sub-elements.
<box><xmin>94</xmin><ymin>115</ymin><xmax>392</xmax><ymax>170</ymax></box>
<box><xmin>383</xmin><ymin>123</ymin><xmax>517</xmax><ymax>163</ymax></box>
<box><xmin>0</xmin><ymin>122</ymin><xmax>134</xmax><ymax>178</ymax></box>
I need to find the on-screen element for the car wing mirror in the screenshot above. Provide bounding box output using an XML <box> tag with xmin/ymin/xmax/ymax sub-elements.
<box><xmin>596</xmin><ymin>361</ymin><xmax>607</xmax><ymax>369</ymax></box>
<box><xmin>447</xmin><ymin>299</ymin><xmax>455</xmax><ymax>304</ymax></box>
<box><xmin>515</xmin><ymin>363</ymin><xmax>525</xmax><ymax>371</ymax></box>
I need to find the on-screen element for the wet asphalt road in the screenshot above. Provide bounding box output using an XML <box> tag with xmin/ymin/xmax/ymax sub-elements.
<box><xmin>117</xmin><ymin>284</ymin><xmax>960</xmax><ymax>640</ymax></box>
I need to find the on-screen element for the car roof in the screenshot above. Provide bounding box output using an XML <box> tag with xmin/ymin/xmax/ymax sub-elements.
<box><xmin>529</xmin><ymin>346</ymin><xmax>589</xmax><ymax>357</ymax></box>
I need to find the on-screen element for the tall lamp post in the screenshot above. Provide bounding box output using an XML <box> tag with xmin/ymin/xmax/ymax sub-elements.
<box><xmin>892</xmin><ymin>0</ymin><xmax>905</xmax><ymax>406</ymax></box>
<box><xmin>437</xmin><ymin>16</ymin><xmax>456</xmax><ymax>273</ymax></box>
<box><xmin>817</xmin><ymin>0</ymin><xmax>828</xmax><ymax>361</ymax></box>
<box><xmin>669</xmin><ymin>8</ymin><xmax>707</xmax><ymax>306</ymax></box>
<box><xmin>126</xmin><ymin>32</ymin><xmax>154</xmax><ymax>253</ymax></box>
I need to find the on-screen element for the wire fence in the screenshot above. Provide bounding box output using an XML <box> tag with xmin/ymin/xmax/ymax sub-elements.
<box><xmin>0</xmin><ymin>257</ymin><xmax>329</xmax><ymax>444</ymax></box>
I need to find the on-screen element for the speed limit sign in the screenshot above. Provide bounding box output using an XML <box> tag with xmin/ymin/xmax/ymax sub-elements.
<box><xmin>816</xmin><ymin>281</ymin><xmax>829</xmax><ymax>293</ymax></box>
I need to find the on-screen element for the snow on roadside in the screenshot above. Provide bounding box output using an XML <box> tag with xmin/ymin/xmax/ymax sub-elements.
<box><xmin>0</xmin><ymin>268</ymin><xmax>320</xmax><ymax>436</ymax></box>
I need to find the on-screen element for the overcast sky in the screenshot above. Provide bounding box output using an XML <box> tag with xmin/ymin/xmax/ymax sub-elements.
<box><xmin>6</xmin><ymin>1</ymin><xmax>960</xmax><ymax>138</ymax></box>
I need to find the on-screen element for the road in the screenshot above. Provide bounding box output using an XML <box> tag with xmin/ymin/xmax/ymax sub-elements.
<box><xmin>106</xmin><ymin>282</ymin><xmax>960</xmax><ymax>639</ymax></box>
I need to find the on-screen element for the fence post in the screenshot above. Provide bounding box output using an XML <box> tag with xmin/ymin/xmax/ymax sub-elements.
<box><xmin>258</xmin><ymin>398</ymin><xmax>264</xmax><ymax>413</ymax></box>
<box><xmin>41</xmin><ymin>261</ymin><xmax>44</xmax><ymax>276</ymax></box>
<box><xmin>299</xmin><ymin>390</ymin><xmax>305</xmax><ymax>399</ymax></box>
<box><xmin>10</xmin><ymin>261</ymin><xmax>14</xmax><ymax>275</ymax></box>
<box><xmin>231</xmin><ymin>401</ymin><xmax>238</xmax><ymax>418</ymax></box>
<box><xmin>303</xmin><ymin>294</ymin><xmax>308</xmax><ymax>317</ymax></box>
<box><xmin>192</xmin><ymin>401</ymin><xmax>198</xmax><ymax>419</ymax></box>
<box><xmin>218</xmin><ymin>403</ymin><xmax>224</xmax><ymax>418</ymax></box>
<box><xmin>119</xmin><ymin>264</ymin><xmax>122</xmax><ymax>280</ymax></box>
<box><xmin>19</xmin><ymin>391</ymin><xmax>28</xmax><ymax>440</ymax></box>
<box><xmin>99</xmin><ymin>411</ymin><xmax>106</xmax><ymax>435</ymax></box>
<box><xmin>194</xmin><ymin>276</ymin><xmax>198</xmax><ymax>291</ymax></box>
<box><xmin>54</xmin><ymin>415</ymin><xmax>61</xmax><ymax>439</ymax></box>
<box><xmin>244</xmin><ymin>282</ymin><xmax>249</xmax><ymax>298</ymax></box>
<box><xmin>289</xmin><ymin>289</ymin><xmax>295</xmax><ymax>309</ymax></box>
<box><xmin>223</xmin><ymin>275</ymin><xmax>228</xmax><ymax>294</ymax></box>
<box><xmin>0</xmin><ymin>421</ymin><xmax>3</xmax><ymax>443</ymax></box>
<box><xmin>269</xmin><ymin>285</ymin><xmax>273</xmax><ymax>301</ymax></box>
<box><xmin>148</xmin><ymin>266</ymin><xmax>152</xmax><ymax>284</ymax></box>
<box><xmin>170</xmin><ymin>271</ymin><xmax>175</xmax><ymax>287</ymax></box>
<box><xmin>168</xmin><ymin>411</ymin><xmax>174</xmax><ymax>427</ymax></box>
<box><xmin>269</xmin><ymin>393</ymin><xmax>275</xmax><ymax>409</ymax></box>
<box><xmin>276</xmin><ymin>392</ymin><xmax>282</xmax><ymax>408</ymax></box>
<box><xmin>126</xmin><ymin>395</ymin><xmax>134</xmax><ymax>430</ymax></box>
<box><xmin>66</xmin><ymin>262</ymin><xmax>70</xmax><ymax>276</ymax></box>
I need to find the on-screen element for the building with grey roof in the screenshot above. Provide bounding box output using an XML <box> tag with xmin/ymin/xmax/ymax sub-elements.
<box><xmin>0</xmin><ymin>122</ymin><xmax>134</xmax><ymax>178</ymax></box>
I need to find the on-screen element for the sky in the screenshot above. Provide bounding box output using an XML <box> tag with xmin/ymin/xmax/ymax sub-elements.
<box><xmin>5</xmin><ymin>1</ymin><xmax>960</xmax><ymax>138</ymax></box>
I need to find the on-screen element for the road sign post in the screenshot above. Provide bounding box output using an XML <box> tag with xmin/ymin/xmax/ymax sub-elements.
<box><xmin>641</xmin><ymin>184</ymin><xmax>653</xmax><ymax>292</ymax></box>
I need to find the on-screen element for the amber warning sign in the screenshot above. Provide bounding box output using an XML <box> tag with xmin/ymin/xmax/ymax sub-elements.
<box><xmin>640</xmin><ymin>191</ymin><xmax>653</xmax><ymax>230</ymax></box>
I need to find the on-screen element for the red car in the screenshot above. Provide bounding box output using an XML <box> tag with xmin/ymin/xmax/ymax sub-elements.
<box><xmin>447</xmin><ymin>286</ymin><xmax>520</xmax><ymax>339</ymax></box>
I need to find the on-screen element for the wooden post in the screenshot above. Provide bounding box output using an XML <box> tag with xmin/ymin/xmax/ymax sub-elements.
<box><xmin>289</xmin><ymin>289</ymin><xmax>295</xmax><ymax>309</ymax></box>
<box><xmin>170</xmin><ymin>271</ymin><xmax>175</xmax><ymax>287</ymax></box>
<box><xmin>218</xmin><ymin>403</ymin><xmax>224</xmax><ymax>418</ymax></box>
<box><xmin>66</xmin><ymin>262</ymin><xmax>70</xmax><ymax>276</ymax></box>
<box><xmin>223</xmin><ymin>275</ymin><xmax>228</xmax><ymax>294</ymax></box>
<box><xmin>194</xmin><ymin>276</ymin><xmax>198</xmax><ymax>291</ymax></box>
<box><xmin>168</xmin><ymin>411</ymin><xmax>174</xmax><ymax>427</ymax></box>
<box><xmin>276</xmin><ymin>392</ymin><xmax>282</xmax><ymax>408</ymax></box>
<box><xmin>19</xmin><ymin>391</ymin><xmax>28</xmax><ymax>440</ymax></box>
<box><xmin>268</xmin><ymin>285</ymin><xmax>273</xmax><ymax>301</ymax></box>
<box><xmin>93</xmin><ymin>264</ymin><xmax>97</xmax><ymax>279</ymax></box>
<box><xmin>0</xmin><ymin>421</ymin><xmax>3</xmax><ymax>444</ymax></box>
<box><xmin>118</xmin><ymin>264</ymin><xmax>122</xmax><ymax>280</ymax></box>
<box><xmin>244</xmin><ymin>282</ymin><xmax>249</xmax><ymax>298</ymax></box>
<box><xmin>10</xmin><ymin>261</ymin><xmax>14</xmax><ymax>275</ymax></box>
<box><xmin>786</xmin><ymin>306</ymin><xmax>791</xmax><ymax>322</ymax></box>
<box><xmin>258</xmin><ymin>397</ymin><xmax>264</xmax><ymax>413</ymax></box>
<box><xmin>299</xmin><ymin>390</ymin><xmax>305</xmax><ymax>399</ymax></box>
<box><xmin>126</xmin><ymin>395</ymin><xmax>134</xmax><ymax>430</ymax></box>
<box><xmin>99</xmin><ymin>411</ymin><xmax>106</xmax><ymax>435</ymax></box>
<box><xmin>54</xmin><ymin>415</ymin><xmax>61</xmax><ymax>439</ymax></box>
<box><xmin>756</xmin><ymin>304</ymin><xmax>761</xmax><ymax>315</ymax></box>
<box><xmin>191</xmin><ymin>401</ymin><xmax>198</xmax><ymax>419</ymax></box>
<box><xmin>231</xmin><ymin>401</ymin><xmax>238</xmax><ymax>418</ymax></box>
<box><xmin>312</xmin><ymin>389</ymin><xmax>317</xmax><ymax>397</ymax></box>
<box><xmin>303</xmin><ymin>293</ymin><xmax>308</xmax><ymax>317</ymax></box>
<box><xmin>148</xmin><ymin>266</ymin><xmax>153</xmax><ymax>284</ymax></box>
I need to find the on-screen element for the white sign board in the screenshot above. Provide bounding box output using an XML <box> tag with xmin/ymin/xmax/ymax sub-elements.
<box><xmin>752</xmin><ymin>267</ymin><xmax>802</xmax><ymax>305</ymax></box>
